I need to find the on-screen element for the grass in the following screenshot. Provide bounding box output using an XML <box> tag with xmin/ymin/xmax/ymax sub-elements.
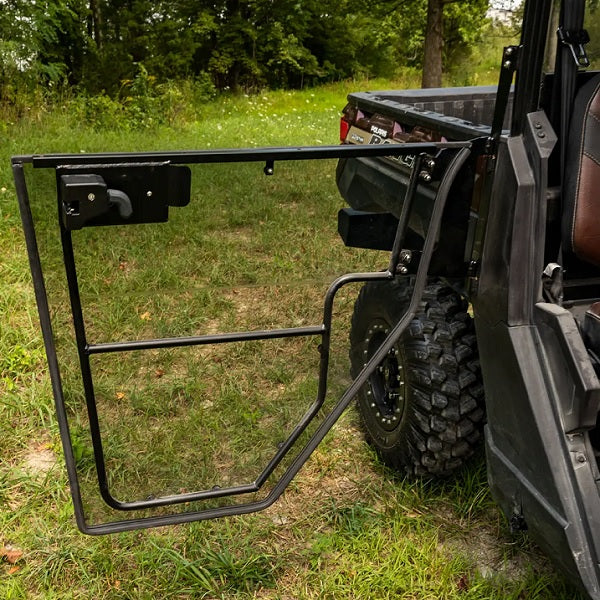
<box><xmin>0</xmin><ymin>73</ymin><xmax>585</xmax><ymax>598</ymax></box>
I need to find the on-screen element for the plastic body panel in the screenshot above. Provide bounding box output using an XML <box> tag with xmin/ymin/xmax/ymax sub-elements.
<box><xmin>473</xmin><ymin>112</ymin><xmax>600</xmax><ymax>597</ymax></box>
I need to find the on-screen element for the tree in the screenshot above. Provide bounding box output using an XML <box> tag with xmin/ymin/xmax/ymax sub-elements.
<box><xmin>421</xmin><ymin>0</ymin><xmax>489</xmax><ymax>88</ymax></box>
<box><xmin>422</xmin><ymin>0</ymin><xmax>447</xmax><ymax>88</ymax></box>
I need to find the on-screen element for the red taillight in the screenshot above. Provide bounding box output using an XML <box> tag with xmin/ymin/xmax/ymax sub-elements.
<box><xmin>340</xmin><ymin>117</ymin><xmax>350</xmax><ymax>142</ymax></box>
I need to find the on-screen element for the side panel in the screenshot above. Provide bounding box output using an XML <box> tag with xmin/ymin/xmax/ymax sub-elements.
<box><xmin>474</xmin><ymin>113</ymin><xmax>600</xmax><ymax>596</ymax></box>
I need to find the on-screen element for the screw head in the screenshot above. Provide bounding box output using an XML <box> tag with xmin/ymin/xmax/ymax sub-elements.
<box><xmin>400</xmin><ymin>249</ymin><xmax>412</xmax><ymax>263</ymax></box>
<box><xmin>87</xmin><ymin>193</ymin><xmax>95</xmax><ymax>201</ymax></box>
<box><xmin>146</xmin><ymin>190</ymin><xmax>153</xmax><ymax>197</ymax></box>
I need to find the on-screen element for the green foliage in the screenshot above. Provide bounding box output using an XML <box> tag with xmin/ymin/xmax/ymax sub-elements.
<box><xmin>0</xmin><ymin>344</ymin><xmax>43</xmax><ymax>391</ymax></box>
<box><xmin>70</xmin><ymin>68</ymin><xmax>217</xmax><ymax>130</ymax></box>
<box><xmin>0</xmin><ymin>0</ymin><xmax>492</xmax><ymax>103</ymax></box>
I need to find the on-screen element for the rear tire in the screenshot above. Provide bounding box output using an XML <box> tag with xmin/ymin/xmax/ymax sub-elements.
<box><xmin>349</xmin><ymin>277</ymin><xmax>484</xmax><ymax>476</ymax></box>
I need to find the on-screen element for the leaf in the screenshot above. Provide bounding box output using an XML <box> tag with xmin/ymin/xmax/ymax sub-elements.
<box><xmin>456</xmin><ymin>574</ymin><xmax>469</xmax><ymax>592</ymax></box>
<box><xmin>115</xmin><ymin>392</ymin><xmax>126</xmax><ymax>400</ymax></box>
<box><xmin>140</xmin><ymin>311</ymin><xmax>151</xmax><ymax>321</ymax></box>
<box><xmin>1</xmin><ymin>547</ymin><xmax>23</xmax><ymax>564</ymax></box>
<box><xmin>8</xmin><ymin>566</ymin><xmax>20</xmax><ymax>575</ymax></box>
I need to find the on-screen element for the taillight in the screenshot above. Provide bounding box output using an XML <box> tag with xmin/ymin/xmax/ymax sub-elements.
<box><xmin>340</xmin><ymin>117</ymin><xmax>351</xmax><ymax>142</ymax></box>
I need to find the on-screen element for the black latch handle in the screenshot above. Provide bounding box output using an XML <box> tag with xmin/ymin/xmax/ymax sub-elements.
<box><xmin>108</xmin><ymin>189</ymin><xmax>133</xmax><ymax>219</ymax></box>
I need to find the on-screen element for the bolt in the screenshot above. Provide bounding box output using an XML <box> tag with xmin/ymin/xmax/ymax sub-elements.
<box><xmin>400</xmin><ymin>249</ymin><xmax>412</xmax><ymax>264</ymax></box>
<box><xmin>534</xmin><ymin>121</ymin><xmax>542</xmax><ymax>129</ymax></box>
<box><xmin>419</xmin><ymin>171</ymin><xmax>432</xmax><ymax>183</ymax></box>
<box><xmin>146</xmin><ymin>190</ymin><xmax>153</xmax><ymax>197</ymax></box>
<box><xmin>370</xmin><ymin>403</ymin><xmax>376</xmax><ymax>408</ymax></box>
<box><xmin>397</xmin><ymin>265</ymin><xmax>408</xmax><ymax>275</ymax></box>
<box><xmin>376</xmin><ymin>412</ymin><xmax>380</xmax><ymax>418</ymax></box>
<box><xmin>503</xmin><ymin>60</ymin><xmax>512</xmax><ymax>69</ymax></box>
<box><xmin>505</xmin><ymin>47</ymin><xmax>514</xmax><ymax>56</ymax></box>
<box><xmin>537</xmin><ymin>131</ymin><xmax>546</xmax><ymax>138</ymax></box>
<box><xmin>87</xmin><ymin>193</ymin><xmax>95</xmax><ymax>201</ymax></box>
<box><xmin>576</xmin><ymin>453</ymin><xmax>586</xmax><ymax>463</ymax></box>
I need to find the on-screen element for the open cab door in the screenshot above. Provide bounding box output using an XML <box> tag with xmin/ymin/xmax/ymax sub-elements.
<box><xmin>12</xmin><ymin>142</ymin><xmax>472</xmax><ymax>534</ymax></box>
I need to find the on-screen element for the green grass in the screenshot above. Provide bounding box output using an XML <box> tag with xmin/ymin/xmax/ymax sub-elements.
<box><xmin>0</xmin><ymin>76</ymin><xmax>584</xmax><ymax>599</ymax></box>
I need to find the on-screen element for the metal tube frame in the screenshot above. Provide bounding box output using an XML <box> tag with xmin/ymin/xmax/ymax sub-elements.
<box><xmin>12</xmin><ymin>141</ymin><xmax>472</xmax><ymax>534</ymax></box>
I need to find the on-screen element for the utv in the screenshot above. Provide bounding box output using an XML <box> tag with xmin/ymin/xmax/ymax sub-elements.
<box><xmin>11</xmin><ymin>0</ymin><xmax>600</xmax><ymax>596</ymax></box>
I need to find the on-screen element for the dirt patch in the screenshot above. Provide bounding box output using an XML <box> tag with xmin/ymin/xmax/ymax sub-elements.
<box><xmin>441</xmin><ymin>519</ymin><xmax>550</xmax><ymax>583</ymax></box>
<box><xmin>22</xmin><ymin>442</ymin><xmax>57</xmax><ymax>477</ymax></box>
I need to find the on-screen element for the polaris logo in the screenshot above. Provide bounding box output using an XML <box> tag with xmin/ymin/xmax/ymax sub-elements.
<box><xmin>370</xmin><ymin>125</ymin><xmax>388</xmax><ymax>137</ymax></box>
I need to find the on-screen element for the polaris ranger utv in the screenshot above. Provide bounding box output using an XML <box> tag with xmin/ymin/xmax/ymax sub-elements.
<box><xmin>11</xmin><ymin>0</ymin><xmax>600</xmax><ymax>596</ymax></box>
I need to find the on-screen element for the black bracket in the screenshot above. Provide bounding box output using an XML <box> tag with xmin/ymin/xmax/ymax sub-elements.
<box><xmin>264</xmin><ymin>160</ymin><xmax>275</xmax><ymax>176</ymax></box>
<box><xmin>58</xmin><ymin>163</ymin><xmax>191</xmax><ymax>230</ymax></box>
<box><xmin>487</xmin><ymin>45</ymin><xmax>520</xmax><ymax>153</ymax></box>
<box><xmin>558</xmin><ymin>27</ymin><xmax>590</xmax><ymax>68</ymax></box>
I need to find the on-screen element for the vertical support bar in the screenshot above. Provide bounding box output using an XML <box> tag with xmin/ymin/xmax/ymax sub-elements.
<box><xmin>59</xmin><ymin>228</ymin><xmax>117</xmax><ymax>508</ymax></box>
<box><xmin>510</xmin><ymin>0</ymin><xmax>553</xmax><ymax>135</ymax></box>
<box><xmin>12</xmin><ymin>161</ymin><xmax>90</xmax><ymax>532</ymax></box>
<box><xmin>388</xmin><ymin>154</ymin><xmax>424</xmax><ymax>275</ymax></box>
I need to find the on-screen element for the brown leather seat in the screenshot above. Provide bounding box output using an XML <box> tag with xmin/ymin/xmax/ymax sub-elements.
<box><xmin>563</xmin><ymin>74</ymin><xmax>600</xmax><ymax>266</ymax></box>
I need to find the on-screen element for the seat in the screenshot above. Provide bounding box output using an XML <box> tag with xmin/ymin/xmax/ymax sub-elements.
<box><xmin>562</xmin><ymin>73</ymin><xmax>600</xmax><ymax>266</ymax></box>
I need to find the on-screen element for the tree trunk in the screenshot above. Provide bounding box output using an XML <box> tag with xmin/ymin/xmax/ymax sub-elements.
<box><xmin>89</xmin><ymin>0</ymin><xmax>103</xmax><ymax>50</ymax></box>
<box><xmin>421</xmin><ymin>0</ymin><xmax>444</xmax><ymax>88</ymax></box>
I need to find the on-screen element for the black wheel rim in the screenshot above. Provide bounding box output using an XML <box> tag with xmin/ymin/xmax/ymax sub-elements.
<box><xmin>363</xmin><ymin>321</ymin><xmax>406</xmax><ymax>432</ymax></box>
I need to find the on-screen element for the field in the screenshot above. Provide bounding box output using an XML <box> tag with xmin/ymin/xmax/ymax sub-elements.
<box><xmin>0</xmin><ymin>79</ymin><xmax>585</xmax><ymax>598</ymax></box>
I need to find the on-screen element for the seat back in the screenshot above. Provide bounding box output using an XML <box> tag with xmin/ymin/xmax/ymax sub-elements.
<box><xmin>562</xmin><ymin>74</ymin><xmax>600</xmax><ymax>266</ymax></box>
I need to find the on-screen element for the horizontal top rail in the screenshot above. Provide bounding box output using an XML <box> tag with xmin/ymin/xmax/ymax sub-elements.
<box><xmin>12</xmin><ymin>140</ymin><xmax>474</xmax><ymax>168</ymax></box>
